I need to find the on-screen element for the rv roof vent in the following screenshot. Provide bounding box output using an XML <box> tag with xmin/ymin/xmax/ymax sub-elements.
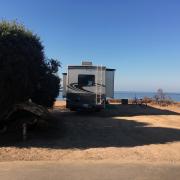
<box><xmin>82</xmin><ymin>61</ymin><xmax>92</xmax><ymax>66</ymax></box>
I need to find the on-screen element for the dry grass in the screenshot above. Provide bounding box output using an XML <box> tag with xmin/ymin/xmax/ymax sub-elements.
<box><xmin>54</xmin><ymin>101</ymin><xmax>66</xmax><ymax>109</ymax></box>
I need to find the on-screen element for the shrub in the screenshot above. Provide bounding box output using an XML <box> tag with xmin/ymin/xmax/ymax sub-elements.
<box><xmin>154</xmin><ymin>89</ymin><xmax>174</xmax><ymax>106</ymax></box>
<box><xmin>0</xmin><ymin>21</ymin><xmax>60</xmax><ymax>121</ymax></box>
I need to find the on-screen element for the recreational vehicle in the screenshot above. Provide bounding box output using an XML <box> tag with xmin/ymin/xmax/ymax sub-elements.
<box><xmin>62</xmin><ymin>61</ymin><xmax>115</xmax><ymax>111</ymax></box>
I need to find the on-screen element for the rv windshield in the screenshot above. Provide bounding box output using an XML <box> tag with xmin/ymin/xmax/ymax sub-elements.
<box><xmin>78</xmin><ymin>74</ymin><xmax>95</xmax><ymax>87</ymax></box>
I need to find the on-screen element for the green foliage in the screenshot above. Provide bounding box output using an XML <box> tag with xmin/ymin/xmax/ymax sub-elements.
<box><xmin>0</xmin><ymin>21</ymin><xmax>60</xmax><ymax>121</ymax></box>
<box><xmin>31</xmin><ymin>58</ymin><xmax>61</xmax><ymax>108</ymax></box>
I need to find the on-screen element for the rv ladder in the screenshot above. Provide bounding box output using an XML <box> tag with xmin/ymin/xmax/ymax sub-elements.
<box><xmin>100</xmin><ymin>65</ymin><xmax>102</xmax><ymax>103</ymax></box>
<box><xmin>96</xmin><ymin>65</ymin><xmax>103</xmax><ymax>105</ymax></box>
<box><xmin>96</xmin><ymin>66</ymin><xmax>98</xmax><ymax>104</ymax></box>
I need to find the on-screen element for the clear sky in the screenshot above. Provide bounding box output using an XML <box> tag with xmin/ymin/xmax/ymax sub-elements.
<box><xmin>0</xmin><ymin>0</ymin><xmax>180</xmax><ymax>92</ymax></box>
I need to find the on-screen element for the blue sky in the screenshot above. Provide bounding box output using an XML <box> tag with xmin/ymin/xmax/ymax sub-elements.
<box><xmin>0</xmin><ymin>0</ymin><xmax>180</xmax><ymax>92</ymax></box>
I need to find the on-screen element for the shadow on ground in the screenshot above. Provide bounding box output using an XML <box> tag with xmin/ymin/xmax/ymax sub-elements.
<box><xmin>0</xmin><ymin>104</ymin><xmax>180</xmax><ymax>149</ymax></box>
<box><xmin>99</xmin><ymin>104</ymin><xmax>180</xmax><ymax>117</ymax></box>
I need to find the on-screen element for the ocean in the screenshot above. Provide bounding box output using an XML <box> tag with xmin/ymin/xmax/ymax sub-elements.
<box><xmin>58</xmin><ymin>91</ymin><xmax>180</xmax><ymax>102</ymax></box>
<box><xmin>114</xmin><ymin>91</ymin><xmax>180</xmax><ymax>102</ymax></box>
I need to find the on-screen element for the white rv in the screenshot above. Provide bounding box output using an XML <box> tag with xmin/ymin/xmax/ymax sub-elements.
<box><xmin>62</xmin><ymin>61</ymin><xmax>115</xmax><ymax>111</ymax></box>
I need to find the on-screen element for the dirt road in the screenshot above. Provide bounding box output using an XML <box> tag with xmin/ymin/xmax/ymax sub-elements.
<box><xmin>0</xmin><ymin>161</ymin><xmax>180</xmax><ymax>180</ymax></box>
<box><xmin>0</xmin><ymin>102</ymin><xmax>180</xmax><ymax>163</ymax></box>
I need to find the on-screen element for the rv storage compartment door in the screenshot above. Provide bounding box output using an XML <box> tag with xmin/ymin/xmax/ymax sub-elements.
<box><xmin>105</xmin><ymin>69</ymin><xmax>115</xmax><ymax>98</ymax></box>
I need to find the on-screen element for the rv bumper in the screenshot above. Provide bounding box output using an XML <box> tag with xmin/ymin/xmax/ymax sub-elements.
<box><xmin>67</xmin><ymin>101</ymin><xmax>104</xmax><ymax>111</ymax></box>
<box><xmin>66</xmin><ymin>93</ymin><xmax>106</xmax><ymax>111</ymax></box>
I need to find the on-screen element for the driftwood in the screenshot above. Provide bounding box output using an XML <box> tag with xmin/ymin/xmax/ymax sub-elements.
<box><xmin>0</xmin><ymin>101</ymin><xmax>51</xmax><ymax>140</ymax></box>
<box><xmin>4</xmin><ymin>101</ymin><xmax>50</xmax><ymax>122</ymax></box>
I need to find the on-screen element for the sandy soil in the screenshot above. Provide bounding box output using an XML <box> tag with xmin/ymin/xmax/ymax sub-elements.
<box><xmin>0</xmin><ymin>101</ymin><xmax>180</xmax><ymax>163</ymax></box>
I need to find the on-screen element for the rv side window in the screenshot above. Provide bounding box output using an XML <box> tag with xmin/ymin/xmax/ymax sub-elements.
<box><xmin>78</xmin><ymin>75</ymin><xmax>95</xmax><ymax>86</ymax></box>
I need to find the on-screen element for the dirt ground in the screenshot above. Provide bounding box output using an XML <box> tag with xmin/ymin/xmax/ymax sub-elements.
<box><xmin>0</xmin><ymin>101</ymin><xmax>180</xmax><ymax>163</ymax></box>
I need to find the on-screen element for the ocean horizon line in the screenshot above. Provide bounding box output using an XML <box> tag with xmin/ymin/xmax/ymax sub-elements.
<box><xmin>114</xmin><ymin>90</ymin><xmax>180</xmax><ymax>95</ymax></box>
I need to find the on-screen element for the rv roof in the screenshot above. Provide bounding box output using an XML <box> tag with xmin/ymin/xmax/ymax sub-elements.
<box><xmin>68</xmin><ymin>65</ymin><xmax>106</xmax><ymax>70</ymax></box>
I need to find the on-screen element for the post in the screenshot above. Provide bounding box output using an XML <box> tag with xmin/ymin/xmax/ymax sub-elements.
<box><xmin>22</xmin><ymin>123</ymin><xmax>27</xmax><ymax>141</ymax></box>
